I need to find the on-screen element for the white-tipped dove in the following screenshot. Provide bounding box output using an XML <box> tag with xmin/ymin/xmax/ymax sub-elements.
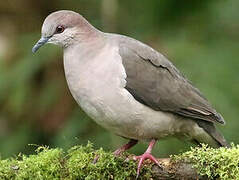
<box><xmin>32</xmin><ymin>10</ymin><xmax>229</xmax><ymax>177</ymax></box>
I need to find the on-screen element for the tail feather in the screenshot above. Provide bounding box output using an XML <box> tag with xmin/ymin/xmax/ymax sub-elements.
<box><xmin>196</xmin><ymin>120</ymin><xmax>230</xmax><ymax>148</ymax></box>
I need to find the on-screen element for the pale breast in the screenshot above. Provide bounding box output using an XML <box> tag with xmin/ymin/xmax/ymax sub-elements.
<box><xmin>63</xmin><ymin>42</ymin><xmax>129</xmax><ymax>125</ymax></box>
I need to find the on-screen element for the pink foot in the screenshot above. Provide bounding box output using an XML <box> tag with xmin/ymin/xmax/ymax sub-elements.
<box><xmin>133</xmin><ymin>139</ymin><xmax>162</xmax><ymax>179</ymax></box>
<box><xmin>134</xmin><ymin>153</ymin><xmax>161</xmax><ymax>178</ymax></box>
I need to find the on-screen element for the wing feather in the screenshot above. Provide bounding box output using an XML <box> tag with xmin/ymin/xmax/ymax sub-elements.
<box><xmin>116</xmin><ymin>34</ymin><xmax>225</xmax><ymax>124</ymax></box>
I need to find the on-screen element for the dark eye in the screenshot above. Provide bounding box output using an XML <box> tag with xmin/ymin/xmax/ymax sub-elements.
<box><xmin>55</xmin><ymin>25</ymin><xmax>65</xmax><ymax>34</ymax></box>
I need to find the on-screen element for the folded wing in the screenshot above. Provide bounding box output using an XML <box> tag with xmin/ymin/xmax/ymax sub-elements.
<box><xmin>118</xmin><ymin>35</ymin><xmax>225</xmax><ymax>125</ymax></box>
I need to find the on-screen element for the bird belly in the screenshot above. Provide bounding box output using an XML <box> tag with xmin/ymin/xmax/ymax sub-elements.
<box><xmin>72</xmin><ymin>85</ymin><xmax>201</xmax><ymax>141</ymax></box>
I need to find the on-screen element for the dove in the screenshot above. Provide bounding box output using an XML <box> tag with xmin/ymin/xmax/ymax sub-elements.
<box><xmin>32</xmin><ymin>10</ymin><xmax>229</xmax><ymax>177</ymax></box>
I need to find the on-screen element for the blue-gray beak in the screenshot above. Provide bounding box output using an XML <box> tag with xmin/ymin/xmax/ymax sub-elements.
<box><xmin>32</xmin><ymin>36</ymin><xmax>51</xmax><ymax>53</ymax></box>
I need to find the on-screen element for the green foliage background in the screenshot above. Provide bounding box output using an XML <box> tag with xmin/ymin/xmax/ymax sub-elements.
<box><xmin>0</xmin><ymin>0</ymin><xmax>238</xmax><ymax>158</ymax></box>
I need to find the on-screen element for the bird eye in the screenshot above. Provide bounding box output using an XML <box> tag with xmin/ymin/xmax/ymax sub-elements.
<box><xmin>55</xmin><ymin>25</ymin><xmax>65</xmax><ymax>34</ymax></box>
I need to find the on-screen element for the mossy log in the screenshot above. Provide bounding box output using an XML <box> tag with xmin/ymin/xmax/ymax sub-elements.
<box><xmin>150</xmin><ymin>158</ymin><xmax>205</xmax><ymax>180</ymax></box>
<box><xmin>0</xmin><ymin>143</ymin><xmax>238</xmax><ymax>180</ymax></box>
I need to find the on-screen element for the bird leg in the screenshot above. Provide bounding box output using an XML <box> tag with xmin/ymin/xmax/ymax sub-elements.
<box><xmin>113</xmin><ymin>139</ymin><xmax>138</xmax><ymax>156</ymax></box>
<box><xmin>93</xmin><ymin>139</ymin><xmax>137</xmax><ymax>164</ymax></box>
<box><xmin>133</xmin><ymin>139</ymin><xmax>162</xmax><ymax>178</ymax></box>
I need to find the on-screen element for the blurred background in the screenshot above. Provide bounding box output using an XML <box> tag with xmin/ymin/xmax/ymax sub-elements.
<box><xmin>0</xmin><ymin>0</ymin><xmax>238</xmax><ymax>158</ymax></box>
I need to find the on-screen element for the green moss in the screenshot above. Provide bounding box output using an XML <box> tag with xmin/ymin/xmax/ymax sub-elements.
<box><xmin>0</xmin><ymin>146</ymin><xmax>64</xmax><ymax>180</ymax></box>
<box><xmin>66</xmin><ymin>143</ymin><xmax>152</xmax><ymax>179</ymax></box>
<box><xmin>2</xmin><ymin>142</ymin><xmax>238</xmax><ymax>179</ymax></box>
<box><xmin>172</xmin><ymin>144</ymin><xmax>239</xmax><ymax>180</ymax></box>
<box><xmin>0</xmin><ymin>143</ymin><xmax>153</xmax><ymax>180</ymax></box>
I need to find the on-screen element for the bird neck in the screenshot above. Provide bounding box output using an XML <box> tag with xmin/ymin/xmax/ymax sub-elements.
<box><xmin>74</xmin><ymin>15</ymin><xmax>103</xmax><ymax>43</ymax></box>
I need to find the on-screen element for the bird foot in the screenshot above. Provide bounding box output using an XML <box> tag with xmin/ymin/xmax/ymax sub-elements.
<box><xmin>92</xmin><ymin>154</ymin><xmax>99</xmax><ymax>164</ymax></box>
<box><xmin>113</xmin><ymin>149</ymin><xmax>122</xmax><ymax>156</ymax></box>
<box><xmin>133</xmin><ymin>153</ymin><xmax>162</xmax><ymax>179</ymax></box>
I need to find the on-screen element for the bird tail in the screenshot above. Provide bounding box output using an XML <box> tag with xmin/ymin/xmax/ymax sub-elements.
<box><xmin>196</xmin><ymin>120</ymin><xmax>230</xmax><ymax>148</ymax></box>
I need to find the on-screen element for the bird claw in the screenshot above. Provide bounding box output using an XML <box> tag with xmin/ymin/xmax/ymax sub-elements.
<box><xmin>113</xmin><ymin>149</ymin><xmax>122</xmax><ymax>156</ymax></box>
<box><xmin>92</xmin><ymin>154</ymin><xmax>99</xmax><ymax>164</ymax></box>
<box><xmin>133</xmin><ymin>153</ymin><xmax>162</xmax><ymax>179</ymax></box>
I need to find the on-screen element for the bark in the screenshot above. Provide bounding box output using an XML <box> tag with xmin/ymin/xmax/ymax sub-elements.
<box><xmin>150</xmin><ymin>158</ymin><xmax>207</xmax><ymax>180</ymax></box>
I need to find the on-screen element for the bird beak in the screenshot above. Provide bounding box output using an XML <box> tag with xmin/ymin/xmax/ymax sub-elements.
<box><xmin>32</xmin><ymin>36</ymin><xmax>51</xmax><ymax>53</ymax></box>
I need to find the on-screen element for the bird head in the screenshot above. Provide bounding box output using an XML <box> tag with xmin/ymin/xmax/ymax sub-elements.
<box><xmin>32</xmin><ymin>10</ymin><xmax>96</xmax><ymax>53</ymax></box>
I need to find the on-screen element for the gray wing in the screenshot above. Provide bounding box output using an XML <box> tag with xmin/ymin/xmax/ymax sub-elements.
<box><xmin>117</xmin><ymin>35</ymin><xmax>225</xmax><ymax>125</ymax></box>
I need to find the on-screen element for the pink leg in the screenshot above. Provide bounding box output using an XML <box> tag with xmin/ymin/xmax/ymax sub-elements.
<box><xmin>133</xmin><ymin>139</ymin><xmax>162</xmax><ymax>179</ymax></box>
<box><xmin>114</xmin><ymin>139</ymin><xmax>138</xmax><ymax>156</ymax></box>
<box><xmin>93</xmin><ymin>139</ymin><xmax>137</xmax><ymax>164</ymax></box>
